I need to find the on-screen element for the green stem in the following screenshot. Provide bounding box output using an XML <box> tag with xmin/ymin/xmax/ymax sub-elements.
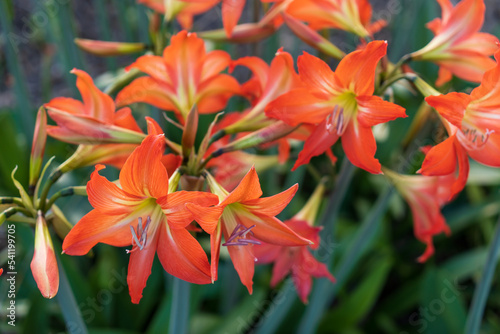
<box><xmin>376</xmin><ymin>73</ymin><xmax>408</xmax><ymax>96</ymax></box>
<box><xmin>38</xmin><ymin>169</ymin><xmax>63</xmax><ymax>212</ymax></box>
<box><xmin>465</xmin><ymin>215</ymin><xmax>500</xmax><ymax>334</ymax></box>
<box><xmin>45</xmin><ymin>187</ymin><xmax>75</xmax><ymax>212</ymax></box>
<box><xmin>385</xmin><ymin>53</ymin><xmax>411</xmax><ymax>82</ymax></box>
<box><xmin>1</xmin><ymin>206</ymin><xmax>35</xmax><ymax>225</ymax></box>
<box><xmin>169</xmin><ymin>277</ymin><xmax>191</xmax><ymax>334</ymax></box>
<box><xmin>0</xmin><ymin>197</ymin><xmax>24</xmax><ymax>207</ymax></box>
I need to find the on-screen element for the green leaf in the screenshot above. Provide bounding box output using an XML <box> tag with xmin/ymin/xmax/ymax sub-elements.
<box><xmin>319</xmin><ymin>255</ymin><xmax>393</xmax><ymax>332</ymax></box>
<box><xmin>419</xmin><ymin>268</ymin><xmax>467</xmax><ymax>334</ymax></box>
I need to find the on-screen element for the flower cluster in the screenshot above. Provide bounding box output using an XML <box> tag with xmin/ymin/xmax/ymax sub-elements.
<box><xmin>2</xmin><ymin>0</ymin><xmax>500</xmax><ymax>308</ymax></box>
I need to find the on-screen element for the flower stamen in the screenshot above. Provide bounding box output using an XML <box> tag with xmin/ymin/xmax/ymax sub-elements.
<box><xmin>326</xmin><ymin>105</ymin><xmax>346</xmax><ymax>135</ymax></box>
<box><xmin>223</xmin><ymin>224</ymin><xmax>261</xmax><ymax>246</ymax></box>
<box><xmin>460</xmin><ymin>127</ymin><xmax>494</xmax><ymax>150</ymax></box>
<box><xmin>126</xmin><ymin>216</ymin><xmax>151</xmax><ymax>253</ymax></box>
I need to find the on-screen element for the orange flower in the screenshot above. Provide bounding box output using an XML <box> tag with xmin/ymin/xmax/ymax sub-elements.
<box><xmin>284</xmin><ymin>0</ymin><xmax>386</xmax><ymax>38</ymax></box>
<box><xmin>222</xmin><ymin>48</ymin><xmax>303</xmax><ymax>133</ymax></box>
<box><xmin>138</xmin><ymin>0</ymin><xmax>219</xmax><ymax>29</ymax></box>
<box><xmin>253</xmin><ymin>182</ymin><xmax>335</xmax><ymax>303</ymax></box>
<box><xmin>266</xmin><ymin>41</ymin><xmax>406</xmax><ymax>173</ymax></box>
<box><xmin>186</xmin><ymin>167</ymin><xmax>312</xmax><ymax>293</ymax></box>
<box><xmin>420</xmin><ymin>50</ymin><xmax>500</xmax><ymax>197</ymax></box>
<box><xmin>45</xmin><ymin>69</ymin><xmax>145</xmax><ymax>145</ymax></box>
<box><xmin>410</xmin><ymin>0</ymin><xmax>499</xmax><ymax>86</ymax></box>
<box><xmin>31</xmin><ymin>211</ymin><xmax>59</xmax><ymax>299</ymax></box>
<box><xmin>384</xmin><ymin>168</ymin><xmax>454</xmax><ymax>262</ymax></box>
<box><xmin>116</xmin><ymin>31</ymin><xmax>241</xmax><ymax>121</ymax></box>
<box><xmin>62</xmin><ymin>134</ymin><xmax>219</xmax><ymax>303</ymax></box>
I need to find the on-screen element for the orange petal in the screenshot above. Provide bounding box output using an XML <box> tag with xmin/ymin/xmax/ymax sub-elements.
<box><xmin>185</xmin><ymin>203</ymin><xmax>224</xmax><ymax>235</ymax></box>
<box><xmin>270</xmin><ymin>248</ymin><xmax>293</xmax><ymax>287</ymax></box>
<box><xmin>115</xmin><ymin>77</ymin><xmax>178</xmax><ymax>111</ymax></box>
<box><xmin>425</xmin><ymin>92</ymin><xmax>470</xmax><ymax>128</ymax></box>
<box><xmin>62</xmin><ymin>210</ymin><xmax>136</xmax><ymax>255</ymax></box>
<box><xmin>119</xmin><ymin>134</ymin><xmax>169</xmax><ymax>198</ymax></box>
<box><xmin>297</xmin><ymin>52</ymin><xmax>338</xmax><ymax>95</ymax></box>
<box><xmin>222</xmin><ymin>223</ymin><xmax>255</xmax><ymax>294</ymax></box>
<box><xmin>87</xmin><ymin>165</ymin><xmax>145</xmax><ymax>214</ymax></box>
<box><xmin>202</xmin><ymin>50</ymin><xmax>232</xmax><ymax>80</ymax></box>
<box><xmin>71</xmin><ymin>69</ymin><xmax>115</xmax><ymax>123</ymax></box>
<box><xmin>210</xmin><ymin>223</ymin><xmax>223</xmax><ymax>282</ymax></box>
<box><xmin>356</xmin><ymin>95</ymin><xmax>407</xmax><ymax>127</ymax></box>
<box><xmin>197</xmin><ymin>74</ymin><xmax>241</xmax><ymax>114</ymax></box>
<box><xmin>334</xmin><ymin>40</ymin><xmax>387</xmax><ymax>96</ymax></box>
<box><xmin>466</xmin><ymin>132</ymin><xmax>500</xmax><ymax>167</ymax></box>
<box><xmin>293</xmin><ymin>120</ymin><xmax>339</xmax><ymax>170</ymax></box>
<box><xmin>265</xmin><ymin>89</ymin><xmax>333</xmax><ymax>126</ymax></box>
<box><xmin>127</xmin><ymin>55</ymin><xmax>170</xmax><ymax>84</ymax></box>
<box><xmin>220</xmin><ymin>166</ymin><xmax>263</xmax><ymax>206</ymax></box>
<box><xmin>114</xmin><ymin>107</ymin><xmax>142</xmax><ymax>133</ymax></box>
<box><xmin>157</xmin><ymin>223</ymin><xmax>212</xmax><ymax>284</ymax></box>
<box><xmin>419</xmin><ymin>136</ymin><xmax>458</xmax><ymax>176</ymax></box>
<box><xmin>243</xmin><ymin>184</ymin><xmax>298</xmax><ymax>217</ymax></box>
<box><xmin>222</xmin><ymin>0</ymin><xmax>246</xmax><ymax>36</ymax></box>
<box><xmin>235</xmin><ymin>211</ymin><xmax>311</xmax><ymax>246</ymax></box>
<box><xmin>158</xmin><ymin>191</ymin><xmax>219</xmax><ymax>229</ymax></box>
<box><xmin>341</xmin><ymin>121</ymin><xmax>381</xmax><ymax>174</ymax></box>
<box><xmin>127</xmin><ymin>223</ymin><xmax>160</xmax><ymax>304</ymax></box>
<box><xmin>45</xmin><ymin>97</ymin><xmax>85</xmax><ymax>115</ymax></box>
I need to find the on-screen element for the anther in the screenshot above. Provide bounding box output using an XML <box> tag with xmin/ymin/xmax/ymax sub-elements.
<box><xmin>126</xmin><ymin>216</ymin><xmax>151</xmax><ymax>254</ymax></box>
<box><xmin>223</xmin><ymin>224</ymin><xmax>261</xmax><ymax>247</ymax></box>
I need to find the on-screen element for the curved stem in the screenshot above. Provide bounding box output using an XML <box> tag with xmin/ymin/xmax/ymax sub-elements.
<box><xmin>385</xmin><ymin>53</ymin><xmax>411</xmax><ymax>82</ymax></box>
<box><xmin>0</xmin><ymin>197</ymin><xmax>24</xmax><ymax>207</ymax></box>
<box><xmin>45</xmin><ymin>187</ymin><xmax>76</xmax><ymax>212</ymax></box>
<box><xmin>38</xmin><ymin>169</ymin><xmax>63</xmax><ymax>213</ymax></box>
<box><xmin>465</xmin><ymin>215</ymin><xmax>500</xmax><ymax>334</ymax></box>
<box><xmin>376</xmin><ymin>73</ymin><xmax>408</xmax><ymax>96</ymax></box>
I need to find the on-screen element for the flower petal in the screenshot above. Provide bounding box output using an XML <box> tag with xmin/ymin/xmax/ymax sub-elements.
<box><xmin>293</xmin><ymin>120</ymin><xmax>339</xmax><ymax>170</ymax></box>
<box><xmin>426</xmin><ymin>92</ymin><xmax>470</xmax><ymax>129</ymax></box>
<box><xmin>356</xmin><ymin>95</ymin><xmax>407</xmax><ymax>127</ymax></box>
<box><xmin>419</xmin><ymin>136</ymin><xmax>458</xmax><ymax>176</ymax></box>
<box><xmin>62</xmin><ymin>210</ymin><xmax>137</xmax><ymax>255</ymax></box>
<box><xmin>87</xmin><ymin>165</ymin><xmax>145</xmax><ymax>214</ymax></box>
<box><xmin>157</xmin><ymin>223</ymin><xmax>212</xmax><ymax>284</ymax></box>
<box><xmin>185</xmin><ymin>203</ymin><xmax>224</xmax><ymax>235</ymax></box>
<box><xmin>115</xmin><ymin>77</ymin><xmax>178</xmax><ymax>111</ymax></box>
<box><xmin>71</xmin><ymin>69</ymin><xmax>115</xmax><ymax>123</ymax></box>
<box><xmin>158</xmin><ymin>191</ymin><xmax>219</xmax><ymax>229</ymax></box>
<box><xmin>243</xmin><ymin>184</ymin><xmax>298</xmax><ymax>217</ymax></box>
<box><xmin>341</xmin><ymin>121</ymin><xmax>381</xmax><ymax>174</ymax></box>
<box><xmin>221</xmin><ymin>166</ymin><xmax>263</xmax><ymax>206</ymax></box>
<box><xmin>127</xmin><ymin>222</ymin><xmax>160</xmax><ymax>304</ymax></box>
<box><xmin>119</xmin><ymin>134</ymin><xmax>169</xmax><ymax>198</ymax></box>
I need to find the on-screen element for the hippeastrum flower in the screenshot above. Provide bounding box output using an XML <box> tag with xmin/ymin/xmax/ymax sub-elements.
<box><xmin>420</xmin><ymin>50</ymin><xmax>500</xmax><ymax>197</ymax></box>
<box><xmin>222</xmin><ymin>48</ymin><xmax>303</xmax><ymax>134</ymax></box>
<box><xmin>410</xmin><ymin>0</ymin><xmax>499</xmax><ymax>86</ymax></box>
<box><xmin>116</xmin><ymin>31</ymin><xmax>241</xmax><ymax>121</ymax></box>
<box><xmin>138</xmin><ymin>0</ymin><xmax>219</xmax><ymax>29</ymax></box>
<box><xmin>266</xmin><ymin>41</ymin><xmax>407</xmax><ymax>173</ymax></box>
<box><xmin>45</xmin><ymin>69</ymin><xmax>145</xmax><ymax>145</ymax></box>
<box><xmin>31</xmin><ymin>211</ymin><xmax>59</xmax><ymax>299</ymax></box>
<box><xmin>253</xmin><ymin>182</ymin><xmax>335</xmax><ymax>303</ymax></box>
<box><xmin>284</xmin><ymin>0</ymin><xmax>386</xmax><ymax>39</ymax></box>
<box><xmin>62</xmin><ymin>134</ymin><xmax>219</xmax><ymax>303</ymax></box>
<box><xmin>186</xmin><ymin>167</ymin><xmax>312</xmax><ymax>293</ymax></box>
<box><xmin>383</xmin><ymin>168</ymin><xmax>454</xmax><ymax>262</ymax></box>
